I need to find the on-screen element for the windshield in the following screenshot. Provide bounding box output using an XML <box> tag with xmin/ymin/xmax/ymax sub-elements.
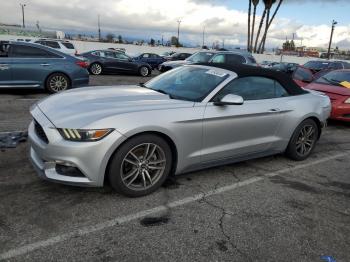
<box><xmin>304</xmin><ymin>61</ymin><xmax>329</xmax><ymax>70</ymax></box>
<box><xmin>144</xmin><ymin>66</ymin><xmax>229</xmax><ymax>102</ymax></box>
<box><xmin>186</xmin><ymin>52</ymin><xmax>215</xmax><ymax>63</ymax></box>
<box><xmin>314</xmin><ymin>71</ymin><xmax>350</xmax><ymax>86</ymax></box>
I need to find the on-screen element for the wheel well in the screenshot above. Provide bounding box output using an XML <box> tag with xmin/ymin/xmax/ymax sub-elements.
<box><xmin>44</xmin><ymin>72</ymin><xmax>72</xmax><ymax>89</ymax></box>
<box><xmin>104</xmin><ymin>131</ymin><xmax>178</xmax><ymax>186</ymax></box>
<box><xmin>306</xmin><ymin>116</ymin><xmax>322</xmax><ymax>139</ymax></box>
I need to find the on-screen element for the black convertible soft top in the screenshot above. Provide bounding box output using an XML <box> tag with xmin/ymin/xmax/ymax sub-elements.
<box><xmin>195</xmin><ymin>62</ymin><xmax>308</xmax><ymax>96</ymax></box>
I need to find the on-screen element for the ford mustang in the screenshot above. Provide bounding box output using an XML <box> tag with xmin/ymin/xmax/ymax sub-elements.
<box><xmin>29</xmin><ymin>64</ymin><xmax>331</xmax><ymax>197</ymax></box>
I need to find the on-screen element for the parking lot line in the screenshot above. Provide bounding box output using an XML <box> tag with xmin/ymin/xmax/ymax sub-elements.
<box><xmin>0</xmin><ymin>152</ymin><xmax>347</xmax><ymax>260</ymax></box>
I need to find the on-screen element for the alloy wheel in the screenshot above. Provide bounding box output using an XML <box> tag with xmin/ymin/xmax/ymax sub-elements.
<box><xmin>295</xmin><ymin>125</ymin><xmax>316</xmax><ymax>156</ymax></box>
<box><xmin>49</xmin><ymin>75</ymin><xmax>68</xmax><ymax>92</ymax></box>
<box><xmin>120</xmin><ymin>143</ymin><xmax>166</xmax><ymax>191</ymax></box>
<box><xmin>91</xmin><ymin>63</ymin><xmax>102</xmax><ymax>75</ymax></box>
<box><xmin>140</xmin><ymin>66</ymin><xmax>149</xmax><ymax>76</ymax></box>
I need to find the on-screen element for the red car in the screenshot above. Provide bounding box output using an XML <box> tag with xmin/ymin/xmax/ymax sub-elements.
<box><xmin>304</xmin><ymin>70</ymin><xmax>350</xmax><ymax>122</ymax></box>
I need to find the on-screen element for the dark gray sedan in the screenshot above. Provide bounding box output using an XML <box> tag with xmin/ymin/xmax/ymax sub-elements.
<box><xmin>80</xmin><ymin>50</ymin><xmax>152</xmax><ymax>76</ymax></box>
<box><xmin>0</xmin><ymin>41</ymin><xmax>89</xmax><ymax>93</ymax></box>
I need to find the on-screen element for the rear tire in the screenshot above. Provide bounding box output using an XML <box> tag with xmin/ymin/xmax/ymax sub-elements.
<box><xmin>89</xmin><ymin>63</ymin><xmax>103</xmax><ymax>75</ymax></box>
<box><xmin>139</xmin><ymin>66</ymin><xmax>150</xmax><ymax>77</ymax></box>
<box><xmin>285</xmin><ymin>119</ymin><xmax>319</xmax><ymax>161</ymax></box>
<box><xmin>45</xmin><ymin>73</ymin><xmax>70</xmax><ymax>93</ymax></box>
<box><xmin>108</xmin><ymin>134</ymin><xmax>172</xmax><ymax>197</ymax></box>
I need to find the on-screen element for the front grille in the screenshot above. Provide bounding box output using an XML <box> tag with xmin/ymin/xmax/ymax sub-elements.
<box><xmin>34</xmin><ymin>120</ymin><xmax>49</xmax><ymax>143</ymax></box>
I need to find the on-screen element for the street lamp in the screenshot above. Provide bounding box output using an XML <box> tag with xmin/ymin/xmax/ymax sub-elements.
<box><xmin>202</xmin><ymin>25</ymin><xmax>206</xmax><ymax>48</ymax></box>
<box><xmin>177</xmin><ymin>20</ymin><xmax>182</xmax><ymax>46</ymax></box>
<box><xmin>327</xmin><ymin>20</ymin><xmax>337</xmax><ymax>60</ymax></box>
<box><xmin>20</xmin><ymin>3</ymin><xmax>26</xmax><ymax>28</ymax></box>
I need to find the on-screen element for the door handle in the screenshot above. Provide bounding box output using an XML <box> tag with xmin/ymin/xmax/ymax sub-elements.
<box><xmin>40</xmin><ymin>63</ymin><xmax>50</xmax><ymax>66</ymax></box>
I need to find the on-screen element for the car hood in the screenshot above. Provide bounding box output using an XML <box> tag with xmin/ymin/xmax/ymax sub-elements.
<box><xmin>163</xmin><ymin>60</ymin><xmax>190</xmax><ymax>67</ymax></box>
<box><xmin>36</xmin><ymin>85</ymin><xmax>194</xmax><ymax>128</ymax></box>
<box><xmin>306</xmin><ymin>83</ymin><xmax>350</xmax><ymax>96</ymax></box>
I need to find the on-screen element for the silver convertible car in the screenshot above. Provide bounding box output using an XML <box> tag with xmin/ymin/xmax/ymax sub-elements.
<box><xmin>29</xmin><ymin>64</ymin><xmax>331</xmax><ymax>197</ymax></box>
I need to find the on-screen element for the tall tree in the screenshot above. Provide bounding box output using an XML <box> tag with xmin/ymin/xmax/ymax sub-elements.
<box><xmin>257</xmin><ymin>0</ymin><xmax>276</xmax><ymax>53</ymax></box>
<box><xmin>250</xmin><ymin>0</ymin><xmax>260</xmax><ymax>52</ymax></box>
<box><xmin>247</xmin><ymin>0</ymin><xmax>252</xmax><ymax>51</ymax></box>
<box><xmin>253</xmin><ymin>7</ymin><xmax>267</xmax><ymax>52</ymax></box>
<box><xmin>258</xmin><ymin>0</ymin><xmax>283</xmax><ymax>53</ymax></box>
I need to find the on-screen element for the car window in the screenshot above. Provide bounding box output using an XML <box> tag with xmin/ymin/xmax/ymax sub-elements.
<box><xmin>143</xmin><ymin>53</ymin><xmax>150</xmax><ymax>58</ymax></box>
<box><xmin>0</xmin><ymin>43</ymin><xmax>10</xmax><ymax>57</ymax></box>
<box><xmin>214</xmin><ymin>76</ymin><xmax>289</xmax><ymax>101</ymax></box>
<box><xmin>344</xmin><ymin>63</ymin><xmax>350</xmax><ymax>69</ymax></box>
<box><xmin>211</xmin><ymin>54</ymin><xmax>246</xmax><ymax>64</ymax></box>
<box><xmin>145</xmin><ymin>66</ymin><xmax>229</xmax><ymax>102</ymax></box>
<box><xmin>304</xmin><ymin>61</ymin><xmax>330</xmax><ymax>70</ymax></box>
<box><xmin>42</xmin><ymin>41</ymin><xmax>60</xmax><ymax>49</ymax></box>
<box><xmin>330</xmin><ymin>62</ymin><xmax>343</xmax><ymax>70</ymax></box>
<box><xmin>293</xmin><ymin>67</ymin><xmax>313</xmax><ymax>82</ymax></box>
<box><xmin>61</xmin><ymin>42</ymin><xmax>75</xmax><ymax>49</ymax></box>
<box><xmin>186</xmin><ymin>52</ymin><xmax>214</xmax><ymax>63</ymax></box>
<box><xmin>10</xmin><ymin>45</ymin><xmax>59</xmax><ymax>58</ymax></box>
<box><xmin>247</xmin><ymin>56</ymin><xmax>257</xmax><ymax>64</ymax></box>
<box><xmin>314</xmin><ymin>70</ymin><xmax>350</xmax><ymax>86</ymax></box>
<box><xmin>104</xmin><ymin>51</ymin><xmax>116</xmax><ymax>58</ymax></box>
<box><xmin>151</xmin><ymin>54</ymin><xmax>159</xmax><ymax>58</ymax></box>
<box><xmin>115</xmin><ymin>53</ymin><xmax>130</xmax><ymax>61</ymax></box>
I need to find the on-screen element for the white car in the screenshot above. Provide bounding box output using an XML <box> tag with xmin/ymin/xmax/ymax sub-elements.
<box><xmin>34</xmin><ymin>39</ymin><xmax>77</xmax><ymax>56</ymax></box>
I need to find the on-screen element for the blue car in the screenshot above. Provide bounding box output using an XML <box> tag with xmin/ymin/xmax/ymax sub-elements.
<box><xmin>0</xmin><ymin>41</ymin><xmax>89</xmax><ymax>93</ymax></box>
<box><xmin>133</xmin><ymin>53</ymin><xmax>166</xmax><ymax>69</ymax></box>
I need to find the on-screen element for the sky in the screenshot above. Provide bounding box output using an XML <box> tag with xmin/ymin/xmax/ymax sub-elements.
<box><xmin>0</xmin><ymin>0</ymin><xmax>350</xmax><ymax>49</ymax></box>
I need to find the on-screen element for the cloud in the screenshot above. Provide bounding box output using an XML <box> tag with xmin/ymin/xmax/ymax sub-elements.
<box><xmin>0</xmin><ymin>0</ymin><xmax>349</xmax><ymax>49</ymax></box>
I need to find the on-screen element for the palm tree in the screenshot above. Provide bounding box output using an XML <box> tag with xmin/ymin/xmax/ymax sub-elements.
<box><xmin>257</xmin><ymin>0</ymin><xmax>276</xmax><ymax>53</ymax></box>
<box><xmin>247</xmin><ymin>0</ymin><xmax>252</xmax><ymax>51</ymax></box>
<box><xmin>258</xmin><ymin>0</ymin><xmax>283</xmax><ymax>53</ymax></box>
<box><xmin>250</xmin><ymin>0</ymin><xmax>259</xmax><ymax>52</ymax></box>
<box><xmin>253</xmin><ymin>7</ymin><xmax>267</xmax><ymax>53</ymax></box>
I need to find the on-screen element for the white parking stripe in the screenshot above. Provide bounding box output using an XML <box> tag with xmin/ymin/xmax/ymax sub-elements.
<box><xmin>0</xmin><ymin>152</ymin><xmax>347</xmax><ymax>260</ymax></box>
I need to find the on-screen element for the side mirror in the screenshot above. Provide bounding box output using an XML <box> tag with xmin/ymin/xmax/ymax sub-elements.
<box><xmin>214</xmin><ymin>94</ymin><xmax>244</xmax><ymax>106</ymax></box>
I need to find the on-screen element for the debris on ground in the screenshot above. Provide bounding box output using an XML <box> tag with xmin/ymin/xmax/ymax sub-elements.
<box><xmin>0</xmin><ymin>131</ymin><xmax>28</xmax><ymax>149</ymax></box>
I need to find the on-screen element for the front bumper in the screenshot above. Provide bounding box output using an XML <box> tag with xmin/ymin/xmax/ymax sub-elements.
<box><xmin>330</xmin><ymin>103</ymin><xmax>350</xmax><ymax>122</ymax></box>
<box><xmin>29</xmin><ymin>106</ymin><xmax>126</xmax><ymax>187</ymax></box>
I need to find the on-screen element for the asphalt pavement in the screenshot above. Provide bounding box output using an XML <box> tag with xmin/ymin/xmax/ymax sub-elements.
<box><xmin>0</xmin><ymin>73</ymin><xmax>349</xmax><ymax>262</ymax></box>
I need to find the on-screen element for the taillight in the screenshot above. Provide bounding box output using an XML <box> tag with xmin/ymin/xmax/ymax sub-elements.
<box><xmin>75</xmin><ymin>61</ymin><xmax>89</xmax><ymax>68</ymax></box>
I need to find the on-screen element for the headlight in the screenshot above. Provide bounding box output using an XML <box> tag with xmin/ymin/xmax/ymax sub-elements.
<box><xmin>344</xmin><ymin>98</ymin><xmax>350</xmax><ymax>104</ymax></box>
<box><xmin>58</xmin><ymin>128</ymin><xmax>113</xmax><ymax>141</ymax></box>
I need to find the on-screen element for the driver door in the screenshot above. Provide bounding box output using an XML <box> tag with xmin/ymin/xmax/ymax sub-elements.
<box><xmin>202</xmin><ymin>76</ymin><xmax>289</xmax><ymax>163</ymax></box>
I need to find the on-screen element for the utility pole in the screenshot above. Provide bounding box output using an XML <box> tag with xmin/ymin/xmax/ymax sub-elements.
<box><xmin>177</xmin><ymin>20</ymin><xmax>181</xmax><ymax>46</ymax></box>
<box><xmin>161</xmin><ymin>35</ymin><xmax>164</xmax><ymax>46</ymax></box>
<box><xmin>327</xmin><ymin>20</ymin><xmax>337</xmax><ymax>60</ymax></box>
<box><xmin>202</xmin><ymin>25</ymin><xmax>205</xmax><ymax>47</ymax></box>
<box><xmin>20</xmin><ymin>3</ymin><xmax>26</xmax><ymax>28</ymax></box>
<box><xmin>98</xmin><ymin>14</ymin><xmax>101</xmax><ymax>41</ymax></box>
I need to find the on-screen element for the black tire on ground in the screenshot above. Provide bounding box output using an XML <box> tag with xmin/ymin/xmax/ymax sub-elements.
<box><xmin>108</xmin><ymin>134</ymin><xmax>172</xmax><ymax>197</ymax></box>
<box><xmin>89</xmin><ymin>63</ymin><xmax>103</xmax><ymax>75</ymax></box>
<box><xmin>285</xmin><ymin>119</ymin><xmax>319</xmax><ymax>161</ymax></box>
<box><xmin>45</xmin><ymin>73</ymin><xmax>70</xmax><ymax>93</ymax></box>
<box><xmin>139</xmin><ymin>66</ymin><xmax>150</xmax><ymax>77</ymax></box>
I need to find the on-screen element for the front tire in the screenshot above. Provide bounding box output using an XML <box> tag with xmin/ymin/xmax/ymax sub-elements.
<box><xmin>108</xmin><ymin>134</ymin><xmax>172</xmax><ymax>197</ymax></box>
<box><xmin>46</xmin><ymin>73</ymin><xmax>70</xmax><ymax>93</ymax></box>
<box><xmin>285</xmin><ymin>119</ymin><xmax>319</xmax><ymax>161</ymax></box>
<box><xmin>139</xmin><ymin>66</ymin><xmax>150</xmax><ymax>77</ymax></box>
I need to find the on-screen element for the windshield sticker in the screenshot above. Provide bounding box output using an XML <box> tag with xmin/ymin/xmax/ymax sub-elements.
<box><xmin>205</xmin><ymin>70</ymin><xmax>227</xmax><ymax>78</ymax></box>
<box><xmin>340</xmin><ymin>81</ymin><xmax>350</xmax><ymax>89</ymax></box>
